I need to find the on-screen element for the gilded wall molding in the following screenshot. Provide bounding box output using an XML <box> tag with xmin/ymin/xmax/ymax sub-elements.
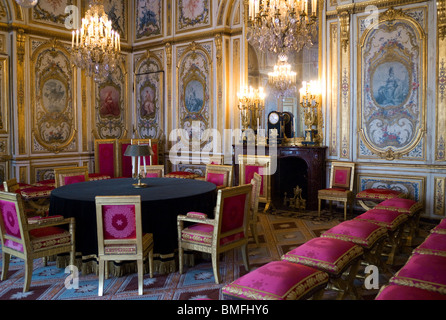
<box><xmin>329</xmin><ymin>21</ymin><xmax>339</xmax><ymax>157</ymax></box>
<box><xmin>434</xmin><ymin>177</ymin><xmax>446</xmax><ymax>216</ymax></box>
<box><xmin>437</xmin><ymin>0</ymin><xmax>446</xmax><ymax>161</ymax></box>
<box><xmin>338</xmin><ymin>8</ymin><xmax>352</xmax><ymax>159</ymax></box>
<box><xmin>16</xmin><ymin>28</ymin><xmax>26</xmax><ymax>155</ymax></box>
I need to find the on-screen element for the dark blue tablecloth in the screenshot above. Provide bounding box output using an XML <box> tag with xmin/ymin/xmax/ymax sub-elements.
<box><xmin>49</xmin><ymin>178</ymin><xmax>217</xmax><ymax>258</ymax></box>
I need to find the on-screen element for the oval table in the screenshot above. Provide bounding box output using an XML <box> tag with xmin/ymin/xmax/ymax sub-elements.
<box><xmin>49</xmin><ymin>177</ymin><xmax>217</xmax><ymax>274</ymax></box>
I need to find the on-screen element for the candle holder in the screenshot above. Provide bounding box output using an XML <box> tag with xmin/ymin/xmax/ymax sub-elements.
<box><xmin>237</xmin><ymin>86</ymin><xmax>266</xmax><ymax>136</ymax></box>
<box><xmin>299</xmin><ymin>80</ymin><xmax>321</xmax><ymax>146</ymax></box>
<box><xmin>124</xmin><ymin>144</ymin><xmax>154</xmax><ymax>188</ymax></box>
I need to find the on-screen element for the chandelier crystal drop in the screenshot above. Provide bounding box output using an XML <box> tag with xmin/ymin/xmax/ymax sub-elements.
<box><xmin>15</xmin><ymin>0</ymin><xmax>38</xmax><ymax>8</ymax></box>
<box><xmin>247</xmin><ymin>0</ymin><xmax>318</xmax><ymax>54</ymax></box>
<box><xmin>71</xmin><ymin>0</ymin><xmax>121</xmax><ymax>83</ymax></box>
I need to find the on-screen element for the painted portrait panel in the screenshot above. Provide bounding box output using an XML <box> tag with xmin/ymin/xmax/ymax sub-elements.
<box><xmin>176</xmin><ymin>0</ymin><xmax>210</xmax><ymax>32</ymax></box>
<box><xmin>185</xmin><ymin>79</ymin><xmax>204</xmax><ymax>113</ymax></box>
<box><xmin>358</xmin><ymin>9</ymin><xmax>425</xmax><ymax>160</ymax></box>
<box><xmin>136</xmin><ymin>0</ymin><xmax>162</xmax><ymax>40</ymax></box>
<box><xmin>140</xmin><ymin>82</ymin><xmax>157</xmax><ymax>118</ymax></box>
<box><xmin>104</xmin><ymin>0</ymin><xmax>127</xmax><ymax>42</ymax></box>
<box><xmin>42</xmin><ymin>78</ymin><xmax>67</xmax><ymax>113</ymax></box>
<box><xmin>99</xmin><ymin>85</ymin><xmax>121</xmax><ymax>117</ymax></box>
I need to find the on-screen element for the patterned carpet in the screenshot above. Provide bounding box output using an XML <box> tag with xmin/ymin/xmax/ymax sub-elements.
<box><xmin>0</xmin><ymin>206</ymin><xmax>433</xmax><ymax>301</ymax></box>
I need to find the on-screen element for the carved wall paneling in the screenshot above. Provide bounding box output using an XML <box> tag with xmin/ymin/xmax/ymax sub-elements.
<box><xmin>30</xmin><ymin>37</ymin><xmax>77</xmax><ymax>154</ymax></box>
<box><xmin>437</xmin><ymin>0</ymin><xmax>446</xmax><ymax>161</ymax></box>
<box><xmin>92</xmin><ymin>54</ymin><xmax>129</xmax><ymax>140</ymax></box>
<box><xmin>357</xmin><ymin>7</ymin><xmax>427</xmax><ymax>161</ymax></box>
<box><xmin>134</xmin><ymin>49</ymin><xmax>164</xmax><ymax>140</ymax></box>
<box><xmin>328</xmin><ymin>21</ymin><xmax>339</xmax><ymax>157</ymax></box>
<box><xmin>134</xmin><ymin>0</ymin><xmax>163</xmax><ymax>42</ymax></box>
<box><xmin>434</xmin><ymin>176</ymin><xmax>446</xmax><ymax>216</ymax></box>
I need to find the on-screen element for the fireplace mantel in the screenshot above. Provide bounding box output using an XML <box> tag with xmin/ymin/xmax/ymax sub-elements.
<box><xmin>233</xmin><ymin>145</ymin><xmax>327</xmax><ymax>210</ymax></box>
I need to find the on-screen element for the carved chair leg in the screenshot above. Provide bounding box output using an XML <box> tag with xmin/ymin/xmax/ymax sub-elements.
<box><xmin>148</xmin><ymin>249</ymin><xmax>154</xmax><ymax>278</ymax></box>
<box><xmin>24</xmin><ymin>259</ymin><xmax>33</xmax><ymax>293</ymax></box>
<box><xmin>211</xmin><ymin>252</ymin><xmax>221</xmax><ymax>284</ymax></box>
<box><xmin>137</xmin><ymin>259</ymin><xmax>144</xmax><ymax>295</ymax></box>
<box><xmin>98</xmin><ymin>259</ymin><xmax>105</xmax><ymax>296</ymax></box>
<box><xmin>241</xmin><ymin>244</ymin><xmax>250</xmax><ymax>272</ymax></box>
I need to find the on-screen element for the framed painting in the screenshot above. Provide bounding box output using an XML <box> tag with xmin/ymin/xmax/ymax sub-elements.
<box><xmin>135</xmin><ymin>0</ymin><xmax>162</xmax><ymax>41</ymax></box>
<box><xmin>177</xmin><ymin>42</ymin><xmax>212</xmax><ymax>147</ymax></box>
<box><xmin>176</xmin><ymin>0</ymin><xmax>211</xmax><ymax>33</ymax></box>
<box><xmin>93</xmin><ymin>60</ymin><xmax>127</xmax><ymax>139</ymax></box>
<box><xmin>358</xmin><ymin>8</ymin><xmax>426</xmax><ymax>161</ymax></box>
<box><xmin>134</xmin><ymin>51</ymin><xmax>164</xmax><ymax>140</ymax></box>
<box><xmin>31</xmin><ymin>39</ymin><xmax>76</xmax><ymax>153</ymax></box>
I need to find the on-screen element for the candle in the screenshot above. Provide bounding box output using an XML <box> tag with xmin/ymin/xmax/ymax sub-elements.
<box><xmin>137</xmin><ymin>157</ymin><xmax>141</xmax><ymax>177</ymax></box>
<box><xmin>72</xmin><ymin>31</ymin><xmax>75</xmax><ymax>48</ymax></box>
<box><xmin>132</xmin><ymin>156</ymin><xmax>135</xmax><ymax>176</ymax></box>
<box><xmin>312</xmin><ymin>0</ymin><xmax>317</xmax><ymax>14</ymax></box>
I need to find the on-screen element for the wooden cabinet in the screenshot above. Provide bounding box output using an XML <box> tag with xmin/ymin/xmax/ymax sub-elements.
<box><xmin>233</xmin><ymin>145</ymin><xmax>326</xmax><ymax>211</ymax></box>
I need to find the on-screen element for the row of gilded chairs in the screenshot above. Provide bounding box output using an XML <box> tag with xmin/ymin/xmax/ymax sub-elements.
<box><xmin>0</xmin><ymin>163</ymin><xmax>262</xmax><ymax>296</ymax></box>
<box><xmin>222</xmin><ymin>189</ymin><xmax>426</xmax><ymax>300</ymax></box>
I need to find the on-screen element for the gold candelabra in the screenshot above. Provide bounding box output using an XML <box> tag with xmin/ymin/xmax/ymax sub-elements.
<box><xmin>237</xmin><ymin>86</ymin><xmax>266</xmax><ymax>132</ymax></box>
<box><xmin>299</xmin><ymin>80</ymin><xmax>321</xmax><ymax>145</ymax></box>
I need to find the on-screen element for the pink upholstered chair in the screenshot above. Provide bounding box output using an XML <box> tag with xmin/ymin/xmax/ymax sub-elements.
<box><xmin>238</xmin><ymin>155</ymin><xmax>272</xmax><ymax>212</ymax></box>
<box><xmin>249</xmin><ymin>172</ymin><xmax>262</xmax><ymax>246</ymax></box>
<box><xmin>54</xmin><ymin>166</ymin><xmax>89</xmax><ymax>188</ymax></box>
<box><xmin>356</xmin><ymin>188</ymin><xmax>405</xmax><ymax>210</ymax></box>
<box><xmin>117</xmin><ymin>139</ymin><xmax>133</xmax><ymax>178</ymax></box>
<box><xmin>3</xmin><ymin>178</ymin><xmax>50</xmax><ymax>217</ymax></box>
<box><xmin>94</xmin><ymin>139</ymin><xmax>118</xmax><ymax>178</ymax></box>
<box><xmin>177</xmin><ymin>184</ymin><xmax>252</xmax><ymax>284</ymax></box>
<box><xmin>203</xmin><ymin>164</ymin><xmax>233</xmax><ymax>189</ymax></box>
<box><xmin>318</xmin><ymin>162</ymin><xmax>355</xmax><ymax>220</ymax></box>
<box><xmin>375</xmin><ymin>284</ymin><xmax>446</xmax><ymax>300</ymax></box>
<box><xmin>0</xmin><ymin>191</ymin><xmax>75</xmax><ymax>292</ymax></box>
<box><xmin>144</xmin><ymin>165</ymin><xmax>165</xmax><ymax>178</ymax></box>
<box><xmin>431</xmin><ymin>218</ymin><xmax>446</xmax><ymax>235</ymax></box>
<box><xmin>95</xmin><ymin>195</ymin><xmax>154</xmax><ymax>296</ymax></box>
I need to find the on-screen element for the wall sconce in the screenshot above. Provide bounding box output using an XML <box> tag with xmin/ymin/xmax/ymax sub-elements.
<box><xmin>237</xmin><ymin>86</ymin><xmax>266</xmax><ymax>133</ymax></box>
<box><xmin>299</xmin><ymin>80</ymin><xmax>321</xmax><ymax>145</ymax></box>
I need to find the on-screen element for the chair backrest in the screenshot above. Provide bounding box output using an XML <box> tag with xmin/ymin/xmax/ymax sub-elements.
<box><xmin>250</xmin><ymin>172</ymin><xmax>262</xmax><ymax>219</ymax></box>
<box><xmin>0</xmin><ymin>191</ymin><xmax>30</xmax><ymax>255</ymax></box>
<box><xmin>94</xmin><ymin>139</ymin><xmax>118</xmax><ymax>178</ymax></box>
<box><xmin>329</xmin><ymin>162</ymin><xmax>355</xmax><ymax>191</ymax></box>
<box><xmin>205</xmin><ymin>164</ymin><xmax>233</xmax><ymax>188</ymax></box>
<box><xmin>117</xmin><ymin>139</ymin><xmax>133</xmax><ymax>178</ymax></box>
<box><xmin>3</xmin><ymin>178</ymin><xmax>20</xmax><ymax>193</ymax></box>
<box><xmin>95</xmin><ymin>195</ymin><xmax>143</xmax><ymax>257</ymax></box>
<box><xmin>238</xmin><ymin>155</ymin><xmax>271</xmax><ymax>203</ymax></box>
<box><xmin>213</xmin><ymin>184</ymin><xmax>252</xmax><ymax>247</ymax></box>
<box><xmin>54</xmin><ymin>166</ymin><xmax>89</xmax><ymax>188</ymax></box>
<box><xmin>145</xmin><ymin>165</ymin><xmax>164</xmax><ymax>178</ymax></box>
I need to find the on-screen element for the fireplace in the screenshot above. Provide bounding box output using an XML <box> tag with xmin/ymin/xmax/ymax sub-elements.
<box><xmin>233</xmin><ymin>145</ymin><xmax>327</xmax><ymax>210</ymax></box>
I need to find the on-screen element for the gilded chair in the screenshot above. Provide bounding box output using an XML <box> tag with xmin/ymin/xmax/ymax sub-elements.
<box><xmin>117</xmin><ymin>139</ymin><xmax>133</xmax><ymax>178</ymax></box>
<box><xmin>177</xmin><ymin>184</ymin><xmax>252</xmax><ymax>284</ymax></box>
<box><xmin>238</xmin><ymin>155</ymin><xmax>272</xmax><ymax>212</ymax></box>
<box><xmin>318</xmin><ymin>162</ymin><xmax>355</xmax><ymax>221</ymax></box>
<box><xmin>95</xmin><ymin>195</ymin><xmax>154</xmax><ymax>296</ymax></box>
<box><xmin>203</xmin><ymin>164</ymin><xmax>233</xmax><ymax>189</ymax></box>
<box><xmin>249</xmin><ymin>172</ymin><xmax>262</xmax><ymax>246</ymax></box>
<box><xmin>0</xmin><ymin>191</ymin><xmax>75</xmax><ymax>292</ymax></box>
<box><xmin>54</xmin><ymin>166</ymin><xmax>89</xmax><ymax>188</ymax></box>
<box><xmin>144</xmin><ymin>165</ymin><xmax>165</xmax><ymax>178</ymax></box>
<box><xmin>94</xmin><ymin>139</ymin><xmax>118</xmax><ymax>178</ymax></box>
<box><xmin>3</xmin><ymin>179</ymin><xmax>50</xmax><ymax>217</ymax></box>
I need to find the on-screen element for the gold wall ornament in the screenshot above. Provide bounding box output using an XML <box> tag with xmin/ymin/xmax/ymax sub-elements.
<box><xmin>434</xmin><ymin>177</ymin><xmax>446</xmax><ymax>216</ymax></box>
<box><xmin>16</xmin><ymin>28</ymin><xmax>26</xmax><ymax>155</ymax></box>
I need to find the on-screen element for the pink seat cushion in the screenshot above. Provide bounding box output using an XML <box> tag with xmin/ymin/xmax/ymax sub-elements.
<box><xmin>181</xmin><ymin>223</ymin><xmax>244</xmax><ymax>246</ymax></box>
<box><xmin>390</xmin><ymin>254</ymin><xmax>446</xmax><ymax>294</ymax></box>
<box><xmin>375</xmin><ymin>284</ymin><xmax>446</xmax><ymax>300</ymax></box>
<box><xmin>431</xmin><ymin>219</ymin><xmax>446</xmax><ymax>235</ymax></box>
<box><xmin>354</xmin><ymin>208</ymin><xmax>408</xmax><ymax>231</ymax></box>
<box><xmin>282</xmin><ymin>237</ymin><xmax>363</xmax><ymax>275</ymax></box>
<box><xmin>5</xmin><ymin>226</ymin><xmax>71</xmax><ymax>253</ymax></box>
<box><xmin>318</xmin><ymin>188</ymin><xmax>352</xmax><ymax>197</ymax></box>
<box><xmin>222</xmin><ymin>260</ymin><xmax>329</xmax><ymax>300</ymax></box>
<box><xmin>20</xmin><ymin>186</ymin><xmax>54</xmax><ymax>200</ymax></box>
<box><xmin>413</xmin><ymin>233</ymin><xmax>446</xmax><ymax>257</ymax></box>
<box><xmin>356</xmin><ymin>188</ymin><xmax>403</xmax><ymax>201</ymax></box>
<box><xmin>375</xmin><ymin>198</ymin><xmax>423</xmax><ymax>215</ymax></box>
<box><xmin>321</xmin><ymin>220</ymin><xmax>388</xmax><ymax>249</ymax></box>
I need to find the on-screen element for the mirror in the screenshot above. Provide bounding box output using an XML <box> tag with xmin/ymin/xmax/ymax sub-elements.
<box><xmin>247</xmin><ymin>34</ymin><xmax>319</xmax><ymax>140</ymax></box>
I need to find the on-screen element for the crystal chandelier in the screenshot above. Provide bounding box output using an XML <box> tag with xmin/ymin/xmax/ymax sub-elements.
<box><xmin>268</xmin><ymin>53</ymin><xmax>297</xmax><ymax>96</ymax></box>
<box><xmin>246</xmin><ymin>0</ymin><xmax>318</xmax><ymax>54</ymax></box>
<box><xmin>71</xmin><ymin>0</ymin><xmax>121</xmax><ymax>82</ymax></box>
